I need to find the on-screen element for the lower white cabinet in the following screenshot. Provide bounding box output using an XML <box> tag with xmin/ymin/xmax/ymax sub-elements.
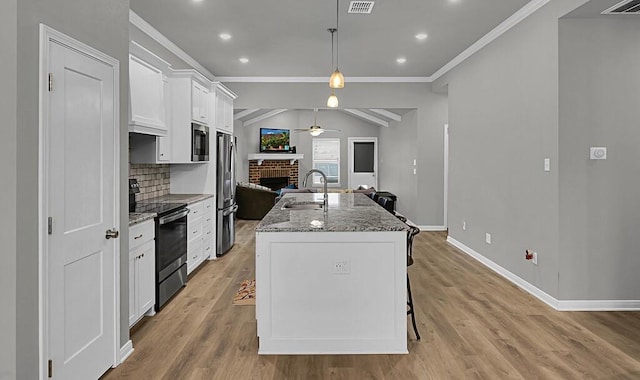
<box><xmin>129</xmin><ymin>220</ymin><xmax>156</xmax><ymax>327</ymax></box>
<box><xmin>187</xmin><ymin>197</ymin><xmax>215</xmax><ymax>274</ymax></box>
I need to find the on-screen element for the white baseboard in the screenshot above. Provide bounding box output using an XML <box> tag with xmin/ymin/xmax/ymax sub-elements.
<box><xmin>446</xmin><ymin>236</ymin><xmax>640</xmax><ymax>311</ymax></box>
<box><xmin>417</xmin><ymin>225</ymin><xmax>447</xmax><ymax>231</ymax></box>
<box><xmin>446</xmin><ymin>236</ymin><xmax>559</xmax><ymax>309</ymax></box>
<box><xmin>557</xmin><ymin>300</ymin><xmax>640</xmax><ymax>311</ymax></box>
<box><xmin>119</xmin><ymin>340</ymin><xmax>134</xmax><ymax>364</ymax></box>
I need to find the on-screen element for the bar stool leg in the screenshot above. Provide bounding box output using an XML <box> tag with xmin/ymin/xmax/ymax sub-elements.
<box><xmin>407</xmin><ymin>274</ymin><xmax>421</xmax><ymax>341</ymax></box>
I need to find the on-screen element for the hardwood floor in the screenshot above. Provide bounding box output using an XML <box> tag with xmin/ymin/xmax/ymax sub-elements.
<box><xmin>102</xmin><ymin>220</ymin><xmax>640</xmax><ymax>379</ymax></box>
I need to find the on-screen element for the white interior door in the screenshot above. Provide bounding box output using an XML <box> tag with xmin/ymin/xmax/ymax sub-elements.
<box><xmin>45</xmin><ymin>31</ymin><xmax>118</xmax><ymax>380</ymax></box>
<box><xmin>348</xmin><ymin>137</ymin><xmax>378</xmax><ymax>189</ymax></box>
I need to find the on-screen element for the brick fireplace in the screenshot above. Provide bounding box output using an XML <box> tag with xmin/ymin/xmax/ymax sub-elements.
<box><xmin>249</xmin><ymin>160</ymin><xmax>299</xmax><ymax>190</ymax></box>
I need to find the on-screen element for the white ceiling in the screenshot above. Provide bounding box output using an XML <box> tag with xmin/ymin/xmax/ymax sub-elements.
<box><xmin>130</xmin><ymin>0</ymin><xmax>531</xmax><ymax>78</ymax></box>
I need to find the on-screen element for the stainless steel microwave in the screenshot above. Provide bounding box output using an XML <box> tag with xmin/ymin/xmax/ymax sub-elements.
<box><xmin>192</xmin><ymin>123</ymin><xmax>209</xmax><ymax>161</ymax></box>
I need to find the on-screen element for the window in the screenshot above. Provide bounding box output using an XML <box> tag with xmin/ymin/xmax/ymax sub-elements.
<box><xmin>312</xmin><ymin>138</ymin><xmax>340</xmax><ymax>186</ymax></box>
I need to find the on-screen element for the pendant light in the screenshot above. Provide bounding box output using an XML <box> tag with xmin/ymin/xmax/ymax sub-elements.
<box><xmin>327</xmin><ymin>91</ymin><xmax>339</xmax><ymax>108</ymax></box>
<box><xmin>329</xmin><ymin>0</ymin><xmax>344</xmax><ymax>89</ymax></box>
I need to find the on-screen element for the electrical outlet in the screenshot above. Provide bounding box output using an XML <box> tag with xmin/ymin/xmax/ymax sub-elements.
<box><xmin>333</xmin><ymin>259</ymin><xmax>350</xmax><ymax>274</ymax></box>
<box><xmin>485</xmin><ymin>233</ymin><xmax>492</xmax><ymax>244</ymax></box>
<box><xmin>531</xmin><ymin>251</ymin><xmax>538</xmax><ymax>265</ymax></box>
<box><xmin>462</xmin><ymin>221</ymin><xmax>466</xmax><ymax>231</ymax></box>
<box><xmin>525</xmin><ymin>249</ymin><xmax>538</xmax><ymax>265</ymax></box>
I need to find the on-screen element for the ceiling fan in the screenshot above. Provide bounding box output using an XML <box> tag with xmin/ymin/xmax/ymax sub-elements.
<box><xmin>294</xmin><ymin>109</ymin><xmax>340</xmax><ymax>136</ymax></box>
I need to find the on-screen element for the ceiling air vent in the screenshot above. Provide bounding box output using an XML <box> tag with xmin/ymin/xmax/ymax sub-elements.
<box><xmin>602</xmin><ymin>0</ymin><xmax>640</xmax><ymax>14</ymax></box>
<box><xmin>348</xmin><ymin>1</ymin><xmax>375</xmax><ymax>14</ymax></box>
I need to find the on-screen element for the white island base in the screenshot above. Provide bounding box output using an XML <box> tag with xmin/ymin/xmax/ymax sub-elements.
<box><xmin>255</xmin><ymin>230</ymin><xmax>407</xmax><ymax>355</ymax></box>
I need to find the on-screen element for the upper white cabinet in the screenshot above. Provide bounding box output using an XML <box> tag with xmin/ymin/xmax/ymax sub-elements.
<box><xmin>169</xmin><ymin>70</ymin><xmax>212</xmax><ymax>163</ymax></box>
<box><xmin>214</xmin><ymin>83</ymin><xmax>237</xmax><ymax>134</ymax></box>
<box><xmin>128</xmin><ymin>42</ymin><xmax>171</xmax><ymax>136</ymax></box>
<box><xmin>192</xmin><ymin>81</ymin><xmax>210</xmax><ymax>125</ymax></box>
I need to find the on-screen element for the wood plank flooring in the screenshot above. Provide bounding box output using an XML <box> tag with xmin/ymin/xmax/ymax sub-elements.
<box><xmin>102</xmin><ymin>220</ymin><xmax>640</xmax><ymax>379</ymax></box>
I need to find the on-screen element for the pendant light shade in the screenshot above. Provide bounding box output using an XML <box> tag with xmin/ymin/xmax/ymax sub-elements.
<box><xmin>327</xmin><ymin>92</ymin><xmax>339</xmax><ymax>108</ymax></box>
<box><xmin>329</xmin><ymin>70</ymin><xmax>344</xmax><ymax>89</ymax></box>
<box><xmin>328</xmin><ymin>0</ymin><xmax>344</xmax><ymax>89</ymax></box>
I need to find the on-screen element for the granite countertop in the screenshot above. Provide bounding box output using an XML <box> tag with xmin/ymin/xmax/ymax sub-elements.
<box><xmin>129</xmin><ymin>212</ymin><xmax>155</xmax><ymax>226</ymax></box>
<box><xmin>128</xmin><ymin>193</ymin><xmax>214</xmax><ymax>226</ymax></box>
<box><xmin>149</xmin><ymin>193</ymin><xmax>214</xmax><ymax>205</ymax></box>
<box><xmin>256</xmin><ymin>193</ymin><xmax>409</xmax><ymax>233</ymax></box>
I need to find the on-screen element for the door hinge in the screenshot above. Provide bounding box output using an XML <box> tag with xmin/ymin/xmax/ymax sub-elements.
<box><xmin>48</xmin><ymin>73</ymin><xmax>53</xmax><ymax>92</ymax></box>
<box><xmin>48</xmin><ymin>359</ymin><xmax>53</xmax><ymax>378</ymax></box>
<box><xmin>48</xmin><ymin>217</ymin><xmax>52</xmax><ymax>235</ymax></box>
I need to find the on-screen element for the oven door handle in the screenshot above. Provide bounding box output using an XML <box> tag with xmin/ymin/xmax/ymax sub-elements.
<box><xmin>159</xmin><ymin>208</ymin><xmax>190</xmax><ymax>225</ymax></box>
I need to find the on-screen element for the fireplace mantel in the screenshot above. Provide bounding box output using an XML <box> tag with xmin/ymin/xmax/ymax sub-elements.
<box><xmin>248</xmin><ymin>153</ymin><xmax>304</xmax><ymax>166</ymax></box>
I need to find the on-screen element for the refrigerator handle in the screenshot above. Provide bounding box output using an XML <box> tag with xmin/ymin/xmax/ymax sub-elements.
<box><xmin>229</xmin><ymin>138</ymin><xmax>236</xmax><ymax>201</ymax></box>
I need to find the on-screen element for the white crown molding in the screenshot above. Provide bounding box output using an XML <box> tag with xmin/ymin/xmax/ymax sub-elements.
<box><xmin>129</xmin><ymin>10</ymin><xmax>215</xmax><ymax>81</ymax></box>
<box><xmin>131</xmin><ymin>1</ymin><xmax>549</xmax><ymax>86</ymax></box>
<box><xmin>431</xmin><ymin>0</ymin><xmax>551</xmax><ymax>81</ymax></box>
<box><xmin>215</xmin><ymin>76</ymin><xmax>432</xmax><ymax>83</ymax></box>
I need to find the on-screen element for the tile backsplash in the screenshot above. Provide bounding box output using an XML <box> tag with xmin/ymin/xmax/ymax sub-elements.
<box><xmin>129</xmin><ymin>164</ymin><xmax>170</xmax><ymax>201</ymax></box>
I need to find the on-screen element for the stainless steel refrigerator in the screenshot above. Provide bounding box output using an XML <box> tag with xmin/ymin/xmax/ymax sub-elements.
<box><xmin>216</xmin><ymin>132</ymin><xmax>237</xmax><ymax>256</ymax></box>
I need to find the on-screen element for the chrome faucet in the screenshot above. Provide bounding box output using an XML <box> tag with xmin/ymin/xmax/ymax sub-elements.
<box><xmin>302</xmin><ymin>169</ymin><xmax>328</xmax><ymax>211</ymax></box>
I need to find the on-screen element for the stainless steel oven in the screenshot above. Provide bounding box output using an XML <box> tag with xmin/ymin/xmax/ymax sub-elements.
<box><xmin>192</xmin><ymin>123</ymin><xmax>209</xmax><ymax>161</ymax></box>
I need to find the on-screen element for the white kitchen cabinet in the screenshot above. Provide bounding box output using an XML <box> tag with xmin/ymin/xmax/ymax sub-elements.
<box><xmin>129</xmin><ymin>220</ymin><xmax>156</xmax><ymax>327</ymax></box>
<box><xmin>128</xmin><ymin>42</ymin><xmax>171</xmax><ymax>136</ymax></box>
<box><xmin>192</xmin><ymin>81</ymin><xmax>210</xmax><ymax>125</ymax></box>
<box><xmin>187</xmin><ymin>197</ymin><xmax>215</xmax><ymax>274</ymax></box>
<box><xmin>214</xmin><ymin>83</ymin><xmax>237</xmax><ymax>134</ymax></box>
<box><xmin>169</xmin><ymin>70</ymin><xmax>212</xmax><ymax>163</ymax></box>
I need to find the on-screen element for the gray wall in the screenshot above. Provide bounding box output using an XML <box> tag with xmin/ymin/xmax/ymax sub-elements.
<box><xmin>442</xmin><ymin>0</ymin><xmax>587</xmax><ymax>299</ymax></box>
<box><xmin>1</xmin><ymin>2</ymin><xmax>17</xmax><ymax>379</ymax></box>
<box><xmin>558</xmin><ymin>18</ymin><xmax>640</xmax><ymax>300</ymax></box>
<box><xmin>227</xmin><ymin>82</ymin><xmax>448</xmax><ymax>226</ymax></box>
<box><xmin>379</xmin><ymin>110</ymin><xmax>418</xmax><ymax>222</ymax></box>
<box><xmin>235</xmin><ymin>109</ymin><xmax>381</xmax><ymax>190</ymax></box>
<box><xmin>15</xmin><ymin>1</ymin><xmax>130</xmax><ymax>378</ymax></box>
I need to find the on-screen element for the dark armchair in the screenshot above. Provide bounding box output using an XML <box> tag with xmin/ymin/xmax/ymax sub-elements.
<box><xmin>235</xmin><ymin>184</ymin><xmax>278</xmax><ymax>220</ymax></box>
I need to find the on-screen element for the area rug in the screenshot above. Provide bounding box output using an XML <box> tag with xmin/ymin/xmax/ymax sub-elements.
<box><xmin>232</xmin><ymin>279</ymin><xmax>256</xmax><ymax>305</ymax></box>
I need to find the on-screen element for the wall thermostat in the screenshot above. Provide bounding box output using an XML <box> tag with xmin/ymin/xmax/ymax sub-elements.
<box><xmin>590</xmin><ymin>147</ymin><xmax>607</xmax><ymax>160</ymax></box>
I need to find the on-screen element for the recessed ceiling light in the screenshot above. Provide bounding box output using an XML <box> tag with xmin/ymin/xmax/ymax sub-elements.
<box><xmin>192</xmin><ymin>0</ymin><xmax>204</xmax><ymax>3</ymax></box>
<box><xmin>415</xmin><ymin>33</ymin><xmax>428</xmax><ymax>40</ymax></box>
<box><xmin>219</xmin><ymin>33</ymin><xmax>232</xmax><ymax>40</ymax></box>
<box><xmin>396</xmin><ymin>57</ymin><xmax>407</xmax><ymax>64</ymax></box>
<box><xmin>239</xmin><ymin>57</ymin><xmax>249</xmax><ymax>64</ymax></box>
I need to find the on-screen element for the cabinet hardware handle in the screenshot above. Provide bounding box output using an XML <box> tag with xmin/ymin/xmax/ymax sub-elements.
<box><xmin>134</xmin><ymin>234</ymin><xmax>143</xmax><ymax>240</ymax></box>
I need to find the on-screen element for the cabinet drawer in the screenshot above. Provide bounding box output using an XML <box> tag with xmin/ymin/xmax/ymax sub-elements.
<box><xmin>129</xmin><ymin>220</ymin><xmax>155</xmax><ymax>250</ymax></box>
<box><xmin>203</xmin><ymin>236</ymin><xmax>214</xmax><ymax>259</ymax></box>
<box><xmin>188</xmin><ymin>218</ymin><xmax>203</xmax><ymax>242</ymax></box>
<box><xmin>187</xmin><ymin>201</ymin><xmax>204</xmax><ymax>220</ymax></box>
<box><xmin>203</xmin><ymin>197</ymin><xmax>214</xmax><ymax>213</ymax></box>
<box><xmin>187</xmin><ymin>238</ymin><xmax>204</xmax><ymax>274</ymax></box>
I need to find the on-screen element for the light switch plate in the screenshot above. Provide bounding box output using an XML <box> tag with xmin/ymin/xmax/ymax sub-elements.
<box><xmin>590</xmin><ymin>147</ymin><xmax>607</xmax><ymax>160</ymax></box>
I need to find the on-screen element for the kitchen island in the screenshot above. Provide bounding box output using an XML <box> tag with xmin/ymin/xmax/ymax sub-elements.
<box><xmin>255</xmin><ymin>192</ymin><xmax>409</xmax><ymax>355</ymax></box>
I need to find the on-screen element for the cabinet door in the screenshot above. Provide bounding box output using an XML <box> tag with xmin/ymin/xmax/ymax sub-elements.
<box><xmin>129</xmin><ymin>54</ymin><xmax>168</xmax><ymax>135</ymax></box>
<box><xmin>201</xmin><ymin>87</ymin><xmax>210</xmax><ymax>124</ymax></box>
<box><xmin>137</xmin><ymin>241</ymin><xmax>156</xmax><ymax>314</ymax></box>
<box><xmin>128</xmin><ymin>254</ymin><xmax>137</xmax><ymax>327</ymax></box>
<box><xmin>215</xmin><ymin>91</ymin><xmax>225</xmax><ymax>131</ymax></box>
<box><xmin>224</xmin><ymin>96</ymin><xmax>233</xmax><ymax>133</ymax></box>
<box><xmin>191</xmin><ymin>82</ymin><xmax>200</xmax><ymax>123</ymax></box>
<box><xmin>157</xmin><ymin>136</ymin><xmax>171</xmax><ymax>162</ymax></box>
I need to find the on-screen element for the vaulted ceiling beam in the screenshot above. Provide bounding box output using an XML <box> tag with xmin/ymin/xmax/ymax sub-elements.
<box><xmin>243</xmin><ymin>109</ymin><xmax>289</xmax><ymax>127</ymax></box>
<box><xmin>368</xmin><ymin>108</ymin><xmax>402</xmax><ymax>122</ymax></box>
<box><xmin>342</xmin><ymin>109</ymin><xmax>389</xmax><ymax>128</ymax></box>
<box><xmin>234</xmin><ymin>108</ymin><xmax>261</xmax><ymax>120</ymax></box>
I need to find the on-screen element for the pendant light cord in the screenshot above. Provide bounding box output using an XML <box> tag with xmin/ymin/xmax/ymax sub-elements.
<box><xmin>336</xmin><ymin>0</ymin><xmax>339</xmax><ymax>71</ymax></box>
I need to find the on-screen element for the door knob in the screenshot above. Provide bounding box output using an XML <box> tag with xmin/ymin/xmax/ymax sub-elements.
<box><xmin>105</xmin><ymin>228</ymin><xmax>119</xmax><ymax>239</ymax></box>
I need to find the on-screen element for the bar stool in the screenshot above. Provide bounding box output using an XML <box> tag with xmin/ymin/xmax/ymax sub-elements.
<box><xmin>404</xmin><ymin>223</ymin><xmax>421</xmax><ymax>340</ymax></box>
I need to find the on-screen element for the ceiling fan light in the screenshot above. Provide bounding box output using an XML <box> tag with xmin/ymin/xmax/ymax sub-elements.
<box><xmin>310</xmin><ymin>129</ymin><xmax>324</xmax><ymax>137</ymax></box>
<box><xmin>327</xmin><ymin>93</ymin><xmax>339</xmax><ymax>108</ymax></box>
<box><xmin>329</xmin><ymin>69</ymin><xmax>345</xmax><ymax>89</ymax></box>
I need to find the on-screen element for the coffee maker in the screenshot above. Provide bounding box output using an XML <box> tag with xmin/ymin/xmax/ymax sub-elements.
<box><xmin>129</xmin><ymin>179</ymin><xmax>140</xmax><ymax>212</ymax></box>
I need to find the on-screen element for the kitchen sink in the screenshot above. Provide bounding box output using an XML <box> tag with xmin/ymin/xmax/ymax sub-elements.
<box><xmin>281</xmin><ymin>201</ymin><xmax>324</xmax><ymax>210</ymax></box>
